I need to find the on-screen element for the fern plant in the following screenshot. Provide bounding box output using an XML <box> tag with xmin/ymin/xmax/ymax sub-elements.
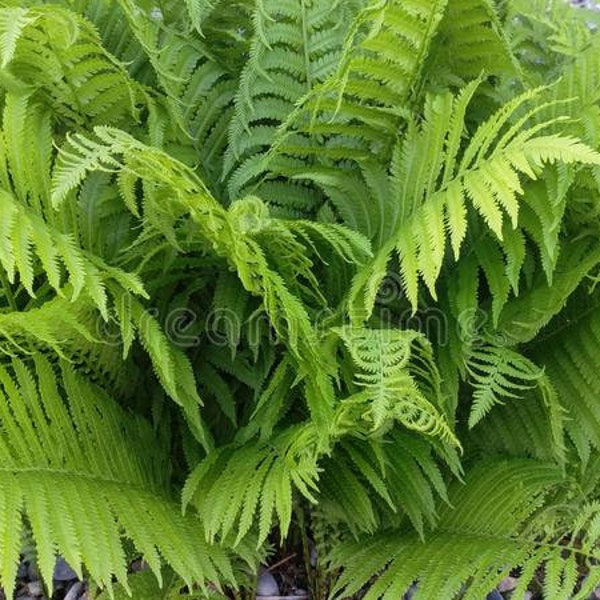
<box><xmin>2</xmin><ymin>1</ymin><xmax>600</xmax><ymax>599</ymax></box>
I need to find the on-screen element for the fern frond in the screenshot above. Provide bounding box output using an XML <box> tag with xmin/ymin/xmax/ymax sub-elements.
<box><xmin>465</xmin><ymin>338</ymin><xmax>545</xmax><ymax>428</ymax></box>
<box><xmin>223</xmin><ymin>0</ymin><xmax>358</xmax><ymax>200</ymax></box>
<box><xmin>334</xmin><ymin>327</ymin><xmax>458</xmax><ymax>445</ymax></box>
<box><xmin>0</xmin><ymin>5</ymin><xmax>145</xmax><ymax>128</ymax></box>
<box><xmin>0</xmin><ymin>188</ymin><xmax>145</xmax><ymax>315</ymax></box>
<box><xmin>0</xmin><ymin>294</ymin><xmax>99</xmax><ymax>358</ymax></box>
<box><xmin>183</xmin><ymin>424</ymin><xmax>321</xmax><ymax>547</ymax></box>
<box><xmin>329</xmin><ymin>459</ymin><xmax>600</xmax><ymax>600</ymax></box>
<box><xmin>469</xmin><ymin>378</ymin><xmax>567</xmax><ymax>464</ymax></box>
<box><xmin>498</xmin><ymin>237</ymin><xmax>600</xmax><ymax>344</ymax></box>
<box><xmin>529</xmin><ymin>291</ymin><xmax>600</xmax><ymax>465</ymax></box>
<box><xmin>262</xmin><ymin>0</ymin><xmax>447</xmax><ymax>223</ymax></box>
<box><xmin>51</xmin><ymin>128</ymin><xmax>341</xmax><ymax>441</ymax></box>
<box><xmin>424</xmin><ymin>0</ymin><xmax>518</xmax><ymax>89</ymax></box>
<box><xmin>0</xmin><ymin>356</ymin><xmax>238</xmax><ymax>596</ymax></box>
<box><xmin>318</xmin><ymin>432</ymin><xmax>452</xmax><ymax>538</ymax></box>
<box><xmin>349</xmin><ymin>85</ymin><xmax>600</xmax><ymax>320</ymax></box>
<box><xmin>0</xmin><ymin>6</ymin><xmax>36</xmax><ymax>68</ymax></box>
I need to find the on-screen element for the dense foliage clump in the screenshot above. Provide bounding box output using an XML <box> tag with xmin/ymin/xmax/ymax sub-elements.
<box><xmin>1</xmin><ymin>0</ymin><xmax>600</xmax><ymax>598</ymax></box>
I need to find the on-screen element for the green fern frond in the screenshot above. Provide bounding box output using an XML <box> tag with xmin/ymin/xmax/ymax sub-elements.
<box><xmin>329</xmin><ymin>459</ymin><xmax>600</xmax><ymax>600</ymax></box>
<box><xmin>465</xmin><ymin>338</ymin><xmax>545</xmax><ymax>428</ymax></box>
<box><xmin>183</xmin><ymin>424</ymin><xmax>321</xmax><ymax>547</ymax></box>
<box><xmin>529</xmin><ymin>291</ymin><xmax>600</xmax><ymax>465</ymax></box>
<box><xmin>0</xmin><ymin>6</ymin><xmax>36</xmax><ymax>67</ymax></box>
<box><xmin>0</xmin><ymin>5</ymin><xmax>144</xmax><ymax>128</ymax></box>
<box><xmin>334</xmin><ymin>326</ymin><xmax>458</xmax><ymax>445</ymax></box>
<box><xmin>350</xmin><ymin>85</ymin><xmax>600</xmax><ymax>320</ymax></box>
<box><xmin>0</xmin><ymin>188</ymin><xmax>145</xmax><ymax>315</ymax></box>
<box><xmin>262</xmin><ymin>0</ymin><xmax>448</xmax><ymax>224</ymax></box>
<box><xmin>424</xmin><ymin>0</ymin><xmax>518</xmax><ymax>90</ymax></box>
<box><xmin>469</xmin><ymin>379</ymin><xmax>567</xmax><ymax>464</ymax></box>
<box><xmin>0</xmin><ymin>294</ymin><xmax>99</xmax><ymax>358</ymax></box>
<box><xmin>51</xmin><ymin>128</ymin><xmax>341</xmax><ymax>440</ymax></box>
<box><xmin>223</xmin><ymin>0</ymin><xmax>358</xmax><ymax>200</ymax></box>
<box><xmin>498</xmin><ymin>237</ymin><xmax>600</xmax><ymax>345</ymax></box>
<box><xmin>318</xmin><ymin>432</ymin><xmax>451</xmax><ymax>538</ymax></box>
<box><xmin>0</xmin><ymin>355</ymin><xmax>238</xmax><ymax>596</ymax></box>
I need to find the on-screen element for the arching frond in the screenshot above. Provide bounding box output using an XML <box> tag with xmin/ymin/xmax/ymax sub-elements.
<box><xmin>0</xmin><ymin>356</ymin><xmax>238</xmax><ymax>596</ymax></box>
<box><xmin>330</xmin><ymin>460</ymin><xmax>600</xmax><ymax>600</ymax></box>
<box><xmin>349</xmin><ymin>84</ymin><xmax>600</xmax><ymax>320</ymax></box>
<box><xmin>183</xmin><ymin>424</ymin><xmax>321</xmax><ymax>547</ymax></box>
<box><xmin>51</xmin><ymin>127</ymin><xmax>369</xmax><ymax>441</ymax></box>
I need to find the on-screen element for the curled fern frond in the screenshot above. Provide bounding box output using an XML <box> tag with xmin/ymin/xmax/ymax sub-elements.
<box><xmin>51</xmin><ymin>128</ymin><xmax>344</xmax><ymax>440</ymax></box>
<box><xmin>334</xmin><ymin>326</ymin><xmax>459</xmax><ymax>445</ymax></box>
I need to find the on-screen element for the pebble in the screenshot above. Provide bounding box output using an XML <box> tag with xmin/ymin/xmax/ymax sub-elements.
<box><xmin>26</xmin><ymin>581</ymin><xmax>43</xmax><ymax>597</ymax></box>
<box><xmin>64</xmin><ymin>582</ymin><xmax>84</xmax><ymax>600</ymax></box>
<box><xmin>256</xmin><ymin>570</ymin><xmax>279</xmax><ymax>597</ymax></box>
<box><xmin>571</xmin><ymin>0</ymin><xmax>600</xmax><ymax>10</ymax></box>
<box><xmin>53</xmin><ymin>556</ymin><xmax>78</xmax><ymax>582</ymax></box>
<box><xmin>498</xmin><ymin>576</ymin><xmax>518</xmax><ymax>593</ymax></box>
<box><xmin>486</xmin><ymin>591</ymin><xmax>503</xmax><ymax>600</ymax></box>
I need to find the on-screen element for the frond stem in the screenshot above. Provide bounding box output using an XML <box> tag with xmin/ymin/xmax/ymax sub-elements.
<box><xmin>0</xmin><ymin>268</ymin><xmax>17</xmax><ymax>311</ymax></box>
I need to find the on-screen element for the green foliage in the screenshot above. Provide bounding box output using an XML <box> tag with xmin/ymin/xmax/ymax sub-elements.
<box><xmin>330</xmin><ymin>460</ymin><xmax>600</xmax><ymax>600</ymax></box>
<box><xmin>0</xmin><ymin>356</ymin><xmax>236</xmax><ymax>596</ymax></box>
<box><xmin>1</xmin><ymin>0</ymin><xmax>600</xmax><ymax>599</ymax></box>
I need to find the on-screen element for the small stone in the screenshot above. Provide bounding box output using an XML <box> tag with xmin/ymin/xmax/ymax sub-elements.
<box><xmin>291</xmin><ymin>588</ymin><xmax>308</xmax><ymax>597</ymax></box>
<box><xmin>498</xmin><ymin>576</ymin><xmax>518</xmax><ymax>593</ymax></box>
<box><xmin>524</xmin><ymin>593</ymin><xmax>533</xmax><ymax>600</ymax></box>
<box><xmin>17</xmin><ymin>561</ymin><xmax>28</xmax><ymax>579</ymax></box>
<box><xmin>130</xmin><ymin>558</ymin><xmax>149</xmax><ymax>572</ymax></box>
<box><xmin>53</xmin><ymin>557</ymin><xmax>77</xmax><ymax>582</ymax></box>
<box><xmin>486</xmin><ymin>591</ymin><xmax>503</xmax><ymax>600</ymax></box>
<box><xmin>26</xmin><ymin>581</ymin><xmax>43</xmax><ymax>597</ymax></box>
<box><xmin>64</xmin><ymin>582</ymin><xmax>84</xmax><ymax>600</ymax></box>
<box><xmin>256</xmin><ymin>569</ymin><xmax>279</xmax><ymax>597</ymax></box>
